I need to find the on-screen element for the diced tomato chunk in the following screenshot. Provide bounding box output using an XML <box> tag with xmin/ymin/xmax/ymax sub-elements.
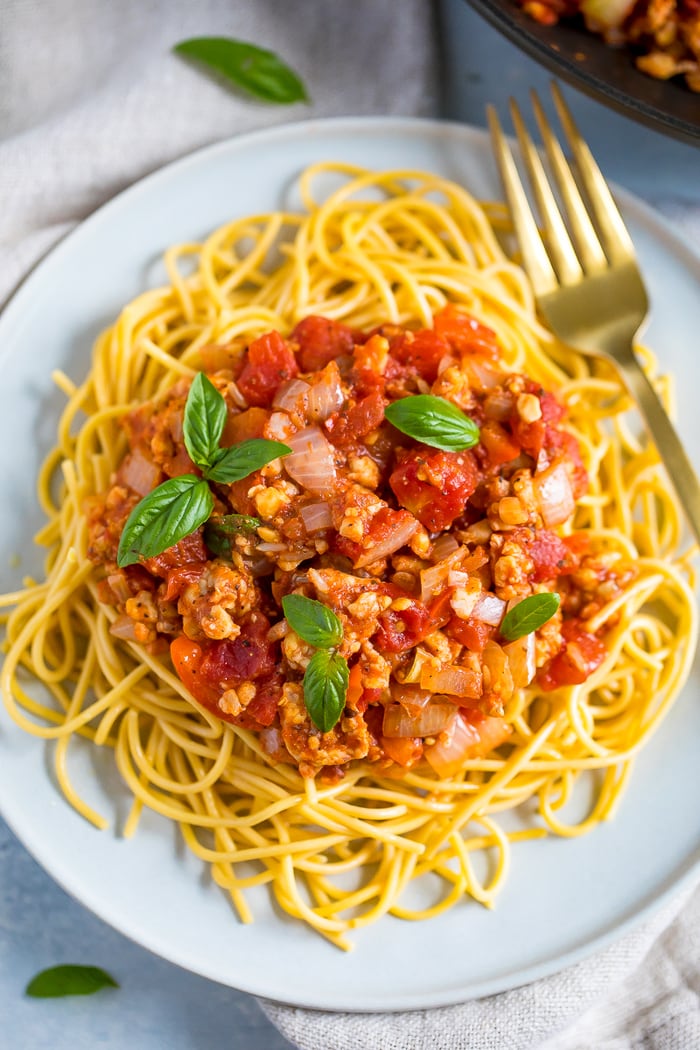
<box><xmin>170</xmin><ymin>614</ymin><xmax>279</xmax><ymax>724</ymax></box>
<box><xmin>530</xmin><ymin>530</ymin><xmax>574</xmax><ymax>582</ymax></box>
<box><xmin>381</xmin><ymin>735</ymin><xmax>424</xmax><ymax>768</ymax></box>
<box><xmin>544</xmin><ymin>428</ymin><xmax>588</xmax><ymax>498</ymax></box>
<box><xmin>389</xmin><ymin>448</ymin><xmax>478</xmax><ymax>532</ymax></box>
<box><xmin>363</xmin><ymin>705</ymin><xmax>385</xmax><ymax>747</ymax></box>
<box><xmin>325</xmin><ymin>390</ymin><xmax>386</xmax><ymax>447</ymax></box>
<box><xmin>346</xmin><ymin>663</ymin><xmax>364</xmax><ymax>709</ymax></box>
<box><xmin>144</xmin><ymin>531</ymin><xmax>208</xmax><ymax>576</ymax></box>
<box><xmin>234</xmin><ymin>672</ymin><xmax>283</xmax><ymax>729</ymax></box>
<box><xmin>390</xmin><ymin>329</ymin><xmax>450</xmax><ymax>382</ymax></box>
<box><xmin>170</xmin><ymin>636</ymin><xmax>220</xmax><ymax>709</ymax></box>
<box><xmin>200</xmin><ymin>612</ymin><xmax>277</xmax><ymax>685</ymax></box>
<box><xmin>539</xmin><ymin>620</ymin><xmax>607</xmax><ymax>691</ymax></box>
<box><xmin>221</xmin><ymin>406</ymin><xmax>269</xmax><ymax>446</ymax></box>
<box><xmin>292</xmin><ymin>315</ymin><xmax>356</xmax><ymax>372</ymax></box>
<box><xmin>198</xmin><ymin>344</ymin><xmax>241</xmax><ymax>372</ymax></box>
<box><xmin>446</xmin><ymin>616</ymin><xmax>495</xmax><ymax>652</ymax></box>
<box><xmin>427</xmin><ymin>590</ymin><xmax>454</xmax><ymax>630</ymax></box>
<box><xmin>511</xmin><ymin>415</ymin><xmax>546</xmax><ymax>459</ymax></box>
<box><xmin>374</xmin><ymin>599</ymin><xmax>432</xmax><ymax>653</ymax></box>
<box><xmin>237</xmin><ymin>331</ymin><xmax>299</xmax><ymax>407</ymax></box>
<box><xmin>433</xmin><ymin>305</ymin><xmax>500</xmax><ymax>359</ymax></box>
<box><xmin>479</xmin><ymin>420</ymin><xmax>521</xmax><ymax>467</ymax></box>
<box><xmin>164</xmin><ymin>562</ymin><xmax>208</xmax><ymax>601</ymax></box>
<box><xmin>538</xmin><ymin>388</ymin><xmax>566</xmax><ymax>424</ymax></box>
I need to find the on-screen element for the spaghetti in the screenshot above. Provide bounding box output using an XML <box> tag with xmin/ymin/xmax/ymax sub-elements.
<box><xmin>1</xmin><ymin>164</ymin><xmax>697</xmax><ymax>950</ymax></box>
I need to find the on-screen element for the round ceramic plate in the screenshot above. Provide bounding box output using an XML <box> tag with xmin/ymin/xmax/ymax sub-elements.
<box><xmin>1</xmin><ymin>117</ymin><xmax>699</xmax><ymax>1012</ymax></box>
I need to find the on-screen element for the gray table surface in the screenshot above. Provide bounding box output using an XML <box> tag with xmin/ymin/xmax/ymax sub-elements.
<box><xmin>2</xmin><ymin>4</ymin><xmax>698</xmax><ymax>1049</ymax></box>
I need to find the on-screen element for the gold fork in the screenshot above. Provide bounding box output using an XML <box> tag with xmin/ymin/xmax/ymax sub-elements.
<box><xmin>487</xmin><ymin>83</ymin><xmax>700</xmax><ymax>547</ymax></box>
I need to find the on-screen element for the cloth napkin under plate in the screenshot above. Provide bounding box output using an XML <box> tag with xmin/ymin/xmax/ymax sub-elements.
<box><xmin>2</xmin><ymin>2</ymin><xmax>699</xmax><ymax>1047</ymax></box>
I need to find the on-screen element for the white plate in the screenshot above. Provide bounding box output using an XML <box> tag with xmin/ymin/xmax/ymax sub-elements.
<box><xmin>1</xmin><ymin>117</ymin><xmax>699</xmax><ymax>1012</ymax></box>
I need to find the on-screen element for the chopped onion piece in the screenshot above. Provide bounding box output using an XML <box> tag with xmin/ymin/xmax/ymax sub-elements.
<box><xmin>503</xmin><ymin>632</ymin><xmax>536</xmax><ymax>689</ymax></box>
<box><xmin>437</xmin><ymin>353</ymin><xmax>457</xmax><ymax>376</ymax></box>
<box><xmin>257</xmin><ymin>542</ymin><xmax>289</xmax><ymax>553</ymax></box>
<box><xmin>448</xmin><ymin>569</ymin><xmax>470</xmax><ymax>588</ymax></box>
<box><xmin>581</xmin><ymin>0</ymin><xmax>634</xmax><ymax>29</ymax></box>
<box><xmin>109</xmin><ymin>615</ymin><xmax>139</xmax><ymax>641</ymax></box>
<box><xmin>383</xmin><ymin>700</ymin><xmax>456</xmax><ymax>739</ymax></box>
<box><xmin>535</xmin><ymin>461</ymin><xmax>575</xmax><ymax>527</ymax></box>
<box><xmin>472</xmin><ymin>593</ymin><xmax>506</xmax><ymax>626</ymax></box>
<box><xmin>482</xmin><ymin>640</ymin><xmax>514</xmax><ymax>701</ymax></box>
<box><xmin>424</xmin><ymin>712</ymin><xmax>512</xmax><ymax>777</ymax></box>
<box><xmin>483</xmin><ymin>389</ymin><xmax>514</xmax><ymax>421</ymax></box>
<box><xmin>306</xmin><ymin>365</ymin><xmax>344</xmax><ymax>422</ymax></box>
<box><xmin>394</xmin><ymin>650</ymin><xmax>433</xmax><ymax>686</ymax></box>
<box><xmin>118</xmin><ymin>448</ymin><xmax>161</xmax><ymax>496</ymax></box>
<box><xmin>244</xmin><ymin>552</ymin><xmax>275</xmax><ymax>577</ymax></box>
<box><xmin>284</xmin><ymin>426</ymin><xmax>337</xmax><ymax>495</ymax></box>
<box><xmin>355</xmin><ymin>515</ymin><xmax>419</xmax><ymax>568</ymax></box>
<box><xmin>450</xmin><ymin>582</ymin><xmax>481</xmax><ymax>619</ymax></box>
<box><xmin>431</xmin><ymin>534</ymin><xmax>459</xmax><ymax>562</ymax></box>
<box><xmin>419</xmin><ymin>663</ymin><xmax>482</xmax><ymax>699</ymax></box>
<box><xmin>266</xmin><ymin>411</ymin><xmax>296</xmax><ymax>441</ymax></box>
<box><xmin>424</xmin><ymin>714</ymin><xmax>480</xmax><ymax>777</ymax></box>
<box><xmin>299</xmin><ymin>501</ymin><xmax>333</xmax><ymax>533</ymax></box>
<box><xmin>391</xmin><ymin>682</ymin><xmax>433</xmax><ymax>711</ymax></box>
<box><xmin>461</xmin><ymin>357</ymin><xmax>502</xmax><ymax>391</ymax></box>
<box><xmin>273</xmin><ymin>378</ymin><xmax>310</xmax><ymax>414</ymax></box>
<box><xmin>420</xmin><ymin>546</ymin><xmax>464</xmax><ymax>602</ymax></box>
<box><xmin>260</xmin><ymin>725</ymin><xmax>288</xmax><ymax>762</ymax></box>
<box><xmin>107</xmin><ymin>573</ymin><xmax>131</xmax><ymax>604</ymax></box>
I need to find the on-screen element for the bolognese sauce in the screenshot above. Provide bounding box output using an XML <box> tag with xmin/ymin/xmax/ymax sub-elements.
<box><xmin>87</xmin><ymin>306</ymin><xmax>634</xmax><ymax>778</ymax></box>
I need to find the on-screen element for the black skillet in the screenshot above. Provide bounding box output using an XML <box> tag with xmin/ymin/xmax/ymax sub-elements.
<box><xmin>464</xmin><ymin>0</ymin><xmax>700</xmax><ymax>144</ymax></box>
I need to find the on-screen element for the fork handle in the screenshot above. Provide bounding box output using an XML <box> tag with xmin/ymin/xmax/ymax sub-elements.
<box><xmin>616</xmin><ymin>351</ymin><xmax>700</xmax><ymax>547</ymax></box>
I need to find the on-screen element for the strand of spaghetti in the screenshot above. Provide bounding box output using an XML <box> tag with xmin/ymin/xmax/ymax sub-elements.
<box><xmin>122</xmin><ymin>718</ymin><xmax>163</xmax><ymax>839</ymax></box>
<box><xmin>426</xmin><ymin>716</ymin><xmax>561</xmax><ymax>859</ymax></box>
<box><xmin>124</xmin><ymin>707</ymin><xmax>234</xmax><ymax>795</ymax></box>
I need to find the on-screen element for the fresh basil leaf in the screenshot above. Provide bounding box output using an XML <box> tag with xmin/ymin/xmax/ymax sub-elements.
<box><xmin>204</xmin><ymin>439</ymin><xmax>291</xmax><ymax>485</ymax></box>
<box><xmin>282</xmin><ymin>594</ymin><xmax>343</xmax><ymax>649</ymax></box>
<box><xmin>117</xmin><ymin>475</ymin><xmax>213</xmax><ymax>567</ymax></box>
<box><xmin>204</xmin><ymin>514</ymin><xmax>261</xmax><ymax>558</ymax></box>
<box><xmin>384</xmin><ymin>394</ymin><xmax>480</xmax><ymax>452</ymax></box>
<box><xmin>183</xmin><ymin>373</ymin><xmax>227</xmax><ymax>469</ymax></box>
<box><xmin>25</xmin><ymin>965</ymin><xmax>118</xmax><ymax>998</ymax></box>
<box><xmin>173</xmin><ymin>37</ymin><xmax>309</xmax><ymax>105</ymax></box>
<box><xmin>303</xmin><ymin>650</ymin><xmax>349</xmax><ymax>733</ymax></box>
<box><xmin>500</xmin><ymin>592</ymin><xmax>560</xmax><ymax>641</ymax></box>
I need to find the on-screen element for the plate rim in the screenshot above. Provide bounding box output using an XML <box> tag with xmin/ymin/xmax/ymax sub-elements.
<box><xmin>1</xmin><ymin>114</ymin><xmax>699</xmax><ymax>1011</ymax></box>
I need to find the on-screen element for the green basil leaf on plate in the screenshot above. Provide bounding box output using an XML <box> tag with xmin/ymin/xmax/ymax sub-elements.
<box><xmin>384</xmin><ymin>394</ymin><xmax>480</xmax><ymax>452</ymax></box>
<box><xmin>204</xmin><ymin>439</ymin><xmax>291</xmax><ymax>485</ymax></box>
<box><xmin>117</xmin><ymin>475</ymin><xmax>213</xmax><ymax>567</ymax></box>
<box><xmin>303</xmin><ymin>650</ymin><xmax>349</xmax><ymax>733</ymax></box>
<box><xmin>500</xmin><ymin>592</ymin><xmax>560</xmax><ymax>641</ymax></box>
<box><xmin>183</xmin><ymin>372</ymin><xmax>227</xmax><ymax>469</ymax></box>
<box><xmin>281</xmin><ymin>594</ymin><xmax>343</xmax><ymax>650</ymax></box>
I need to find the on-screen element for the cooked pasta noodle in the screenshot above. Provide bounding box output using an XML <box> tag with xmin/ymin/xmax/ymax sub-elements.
<box><xmin>1</xmin><ymin>164</ymin><xmax>696</xmax><ymax>949</ymax></box>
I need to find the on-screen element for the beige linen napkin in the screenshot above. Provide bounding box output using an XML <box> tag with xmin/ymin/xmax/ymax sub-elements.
<box><xmin>2</xmin><ymin>2</ymin><xmax>698</xmax><ymax>1048</ymax></box>
<box><xmin>263</xmin><ymin>885</ymin><xmax>700</xmax><ymax>1049</ymax></box>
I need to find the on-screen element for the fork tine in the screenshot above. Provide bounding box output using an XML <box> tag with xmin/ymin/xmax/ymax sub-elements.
<box><xmin>486</xmin><ymin>105</ymin><xmax>558</xmax><ymax>298</ymax></box>
<box><xmin>551</xmin><ymin>82</ymin><xmax>635</xmax><ymax>265</ymax></box>
<box><xmin>509</xmin><ymin>98</ymin><xmax>583</xmax><ymax>288</ymax></box>
<box><xmin>530</xmin><ymin>90</ymin><xmax>608</xmax><ymax>275</ymax></box>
